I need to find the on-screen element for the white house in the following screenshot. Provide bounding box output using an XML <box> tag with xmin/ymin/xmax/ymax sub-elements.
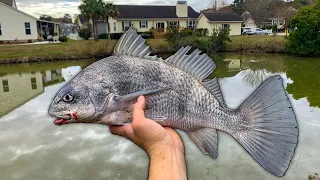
<box><xmin>196</xmin><ymin>13</ymin><xmax>243</xmax><ymax>36</ymax></box>
<box><xmin>75</xmin><ymin>1</ymin><xmax>200</xmax><ymax>38</ymax></box>
<box><xmin>0</xmin><ymin>0</ymin><xmax>60</xmax><ymax>42</ymax></box>
<box><xmin>241</xmin><ymin>11</ymin><xmax>256</xmax><ymax>28</ymax></box>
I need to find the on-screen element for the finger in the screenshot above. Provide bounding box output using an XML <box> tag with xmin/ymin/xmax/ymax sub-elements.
<box><xmin>132</xmin><ymin>96</ymin><xmax>147</xmax><ymax>130</ymax></box>
<box><xmin>109</xmin><ymin>125</ymin><xmax>135</xmax><ymax>140</ymax></box>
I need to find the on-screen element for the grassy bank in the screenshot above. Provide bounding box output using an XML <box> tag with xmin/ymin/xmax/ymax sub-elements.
<box><xmin>0</xmin><ymin>39</ymin><xmax>169</xmax><ymax>64</ymax></box>
<box><xmin>0</xmin><ymin>36</ymin><xmax>286</xmax><ymax>64</ymax></box>
<box><xmin>226</xmin><ymin>35</ymin><xmax>286</xmax><ymax>53</ymax></box>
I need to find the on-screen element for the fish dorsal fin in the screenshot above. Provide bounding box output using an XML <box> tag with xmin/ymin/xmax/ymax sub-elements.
<box><xmin>164</xmin><ymin>46</ymin><xmax>216</xmax><ymax>81</ymax></box>
<box><xmin>114</xmin><ymin>27</ymin><xmax>163</xmax><ymax>61</ymax></box>
<box><xmin>202</xmin><ymin>78</ymin><xmax>227</xmax><ymax>108</ymax></box>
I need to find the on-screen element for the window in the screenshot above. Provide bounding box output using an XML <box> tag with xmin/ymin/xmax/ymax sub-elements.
<box><xmin>25</xmin><ymin>22</ymin><xmax>31</xmax><ymax>35</ymax></box>
<box><xmin>113</xmin><ymin>22</ymin><xmax>116</xmax><ymax>32</ymax></box>
<box><xmin>222</xmin><ymin>24</ymin><xmax>230</xmax><ymax>29</ymax></box>
<box><xmin>168</xmin><ymin>21</ymin><xmax>179</xmax><ymax>28</ymax></box>
<box><xmin>140</xmin><ymin>21</ymin><xmax>148</xmax><ymax>29</ymax></box>
<box><xmin>2</xmin><ymin>80</ymin><xmax>9</xmax><ymax>92</ymax></box>
<box><xmin>187</xmin><ymin>21</ymin><xmax>196</xmax><ymax>29</ymax></box>
<box><xmin>31</xmin><ymin>77</ymin><xmax>37</xmax><ymax>90</ymax></box>
<box><xmin>0</xmin><ymin>23</ymin><xmax>2</xmax><ymax>35</ymax></box>
<box><xmin>122</xmin><ymin>21</ymin><xmax>131</xmax><ymax>31</ymax></box>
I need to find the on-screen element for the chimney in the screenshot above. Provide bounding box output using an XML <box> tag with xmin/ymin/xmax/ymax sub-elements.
<box><xmin>176</xmin><ymin>1</ymin><xmax>188</xmax><ymax>18</ymax></box>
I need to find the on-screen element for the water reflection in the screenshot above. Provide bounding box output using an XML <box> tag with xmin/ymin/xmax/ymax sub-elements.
<box><xmin>0</xmin><ymin>60</ymin><xmax>94</xmax><ymax>117</ymax></box>
<box><xmin>0</xmin><ymin>55</ymin><xmax>320</xmax><ymax>180</ymax></box>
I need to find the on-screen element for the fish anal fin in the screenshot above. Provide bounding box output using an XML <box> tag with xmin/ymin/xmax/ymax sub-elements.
<box><xmin>188</xmin><ymin>128</ymin><xmax>218</xmax><ymax>159</ymax></box>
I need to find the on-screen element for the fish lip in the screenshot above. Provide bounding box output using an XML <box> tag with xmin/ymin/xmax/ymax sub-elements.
<box><xmin>54</xmin><ymin>114</ymin><xmax>73</xmax><ymax>126</ymax></box>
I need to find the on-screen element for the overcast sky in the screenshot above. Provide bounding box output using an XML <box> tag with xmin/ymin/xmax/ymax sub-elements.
<box><xmin>16</xmin><ymin>0</ymin><xmax>234</xmax><ymax>19</ymax></box>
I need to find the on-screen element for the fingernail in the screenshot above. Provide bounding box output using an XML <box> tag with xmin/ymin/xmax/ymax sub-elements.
<box><xmin>137</xmin><ymin>96</ymin><xmax>144</xmax><ymax>103</ymax></box>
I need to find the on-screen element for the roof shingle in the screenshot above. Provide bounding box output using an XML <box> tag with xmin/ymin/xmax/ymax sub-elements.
<box><xmin>0</xmin><ymin>0</ymin><xmax>14</xmax><ymax>7</ymax></box>
<box><xmin>203</xmin><ymin>13</ymin><xmax>243</xmax><ymax>22</ymax></box>
<box><xmin>116</xmin><ymin>5</ymin><xmax>199</xmax><ymax>19</ymax></box>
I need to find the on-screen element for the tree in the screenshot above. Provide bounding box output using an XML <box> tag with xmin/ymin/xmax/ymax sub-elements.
<box><xmin>79</xmin><ymin>0</ymin><xmax>104</xmax><ymax>41</ymax></box>
<box><xmin>102</xmin><ymin>2</ymin><xmax>119</xmax><ymax>40</ymax></box>
<box><xmin>285</xmin><ymin>0</ymin><xmax>320</xmax><ymax>56</ymax></box>
<box><xmin>62</xmin><ymin>14</ymin><xmax>72</xmax><ymax>23</ymax></box>
<box><xmin>39</xmin><ymin>14</ymin><xmax>53</xmax><ymax>21</ymax></box>
<box><xmin>245</xmin><ymin>0</ymin><xmax>280</xmax><ymax>27</ymax></box>
<box><xmin>231</xmin><ymin>0</ymin><xmax>245</xmax><ymax>14</ymax></box>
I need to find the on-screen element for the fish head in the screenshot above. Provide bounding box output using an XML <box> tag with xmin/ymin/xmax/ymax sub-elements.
<box><xmin>49</xmin><ymin>82</ymin><xmax>99</xmax><ymax>126</ymax></box>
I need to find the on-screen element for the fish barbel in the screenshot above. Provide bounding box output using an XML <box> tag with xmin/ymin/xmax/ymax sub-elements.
<box><xmin>49</xmin><ymin>27</ymin><xmax>298</xmax><ymax>177</ymax></box>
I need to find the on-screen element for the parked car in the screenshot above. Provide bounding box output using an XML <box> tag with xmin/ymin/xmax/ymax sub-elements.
<box><xmin>242</xmin><ymin>27</ymin><xmax>252</xmax><ymax>35</ymax></box>
<box><xmin>243</xmin><ymin>28</ymin><xmax>269</xmax><ymax>35</ymax></box>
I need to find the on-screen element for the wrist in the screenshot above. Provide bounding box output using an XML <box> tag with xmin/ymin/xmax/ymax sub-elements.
<box><xmin>147</xmin><ymin>143</ymin><xmax>184</xmax><ymax>157</ymax></box>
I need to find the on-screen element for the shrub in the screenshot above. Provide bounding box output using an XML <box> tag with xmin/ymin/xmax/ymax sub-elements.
<box><xmin>165</xmin><ymin>27</ymin><xmax>191</xmax><ymax>50</ymax></box>
<box><xmin>79</xmin><ymin>27</ymin><xmax>92</xmax><ymax>40</ymax></box>
<box><xmin>285</xmin><ymin>0</ymin><xmax>320</xmax><ymax>56</ymax></box>
<box><xmin>27</xmin><ymin>39</ymin><xmax>32</xmax><ymax>43</ymax></box>
<box><xmin>193</xmin><ymin>28</ymin><xmax>209</xmax><ymax>37</ymax></box>
<box><xmin>58</xmin><ymin>36</ymin><xmax>68</xmax><ymax>42</ymax></box>
<box><xmin>0</xmin><ymin>41</ymin><xmax>3</xmax><ymax>44</ymax></box>
<box><xmin>209</xmin><ymin>28</ymin><xmax>232</xmax><ymax>52</ymax></box>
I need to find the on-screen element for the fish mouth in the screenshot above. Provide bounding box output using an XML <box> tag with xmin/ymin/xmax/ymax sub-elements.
<box><xmin>54</xmin><ymin>114</ymin><xmax>77</xmax><ymax>126</ymax></box>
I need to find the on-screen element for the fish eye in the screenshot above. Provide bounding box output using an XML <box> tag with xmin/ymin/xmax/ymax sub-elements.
<box><xmin>62</xmin><ymin>94</ymin><xmax>74</xmax><ymax>102</ymax></box>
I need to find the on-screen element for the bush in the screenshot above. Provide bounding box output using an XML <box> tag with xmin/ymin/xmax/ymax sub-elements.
<box><xmin>0</xmin><ymin>41</ymin><xmax>3</xmax><ymax>44</ymax></box>
<box><xmin>165</xmin><ymin>27</ymin><xmax>191</xmax><ymax>50</ymax></box>
<box><xmin>79</xmin><ymin>27</ymin><xmax>92</xmax><ymax>40</ymax></box>
<box><xmin>285</xmin><ymin>1</ymin><xmax>320</xmax><ymax>56</ymax></box>
<box><xmin>209</xmin><ymin>28</ymin><xmax>232</xmax><ymax>52</ymax></box>
<box><xmin>193</xmin><ymin>28</ymin><xmax>209</xmax><ymax>37</ymax></box>
<box><xmin>58</xmin><ymin>36</ymin><xmax>68</xmax><ymax>42</ymax></box>
<box><xmin>27</xmin><ymin>39</ymin><xmax>32</xmax><ymax>43</ymax></box>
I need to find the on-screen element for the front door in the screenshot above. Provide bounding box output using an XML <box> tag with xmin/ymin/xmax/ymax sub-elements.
<box><xmin>156</xmin><ymin>22</ymin><xmax>165</xmax><ymax>32</ymax></box>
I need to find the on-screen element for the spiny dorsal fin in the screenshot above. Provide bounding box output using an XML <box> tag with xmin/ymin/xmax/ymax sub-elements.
<box><xmin>164</xmin><ymin>46</ymin><xmax>216</xmax><ymax>81</ymax></box>
<box><xmin>202</xmin><ymin>78</ymin><xmax>227</xmax><ymax>108</ymax></box>
<box><xmin>114</xmin><ymin>27</ymin><xmax>215</xmax><ymax>81</ymax></box>
<box><xmin>114</xmin><ymin>27</ymin><xmax>163</xmax><ymax>61</ymax></box>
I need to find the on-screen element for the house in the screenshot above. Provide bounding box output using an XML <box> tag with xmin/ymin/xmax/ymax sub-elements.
<box><xmin>241</xmin><ymin>11</ymin><xmax>256</xmax><ymax>28</ymax></box>
<box><xmin>75</xmin><ymin>1</ymin><xmax>200</xmax><ymax>37</ymax></box>
<box><xmin>269</xmin><ymin>7</ymin><xmax>298</xmax><ymax>30</ymax></box>
<box><xmin>0</xmin><ymin>0</ymin><xmax>60</xmax><ymax>42</ymax></box>
<box><xmin>196</xmin><ymin>13</ymin><xmax>243</xmax><ymax>36</ymax></box>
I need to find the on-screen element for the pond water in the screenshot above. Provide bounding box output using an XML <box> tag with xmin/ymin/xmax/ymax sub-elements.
<box><xmin>0</xmin><ymin>53</ymin><xmax>319</xmax><ymax>180</ymax></box>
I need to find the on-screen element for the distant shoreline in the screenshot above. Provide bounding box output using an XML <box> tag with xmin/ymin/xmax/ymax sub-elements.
<box><xmin>0</xmin><ymin>36</ymin><xmax>287</xmax><ymax>64</ymax></box>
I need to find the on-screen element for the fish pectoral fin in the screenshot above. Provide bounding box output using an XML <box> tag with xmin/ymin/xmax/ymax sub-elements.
<box><xmin>146</xmin><ymin>116</ymin><xmax>167</xmax><ymax>126</ymax></box>
<box><xmin>187</xmin><ymin>128</ymin><xmax>218</xmax><ymax>159</ymax></box>
<box><xmin>115</xmin><ymin>88</ymin><xmax>170</xmax><ymax>104</ymax></box>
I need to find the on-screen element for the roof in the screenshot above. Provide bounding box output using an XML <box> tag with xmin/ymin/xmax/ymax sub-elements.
<box><xmin>0</xmin><ymin>0</ymin><xmax>14</xmax><ymax>7</ymax></box>
<box><xmin>78</xmin><ymin>15</ymin><xmax>88</xmax><ymax>24</ymax></box>
<box><xmin>241</xmin><ymin>11</ymin><xmax>252</xmax><ymax>21</ymax></box>
<box><xmin>202</xmin><ymin>13</ymin><xmax>243</xmax><ymax>22</ymax></box>
<box><xmin>116</xmin><ymin>5</ymin><xmax>199</xmax><ymax>19</ymax></box>
<box><xmin>0</xmin><ymin>1</ymin><xmax>36</xmax><ymax>20</ymax></box>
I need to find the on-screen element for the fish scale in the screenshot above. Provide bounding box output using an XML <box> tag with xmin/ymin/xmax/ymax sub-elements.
<box><xmin>49</xmin><ymin>27</ymin><xmax>298</xmax><ymax>177</ymax></box>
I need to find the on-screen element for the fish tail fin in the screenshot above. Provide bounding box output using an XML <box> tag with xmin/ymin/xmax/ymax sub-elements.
<box><xmin>233</xmin><ymin>75</ymin><xmax>298</xmax><ymax>177</ymax></box>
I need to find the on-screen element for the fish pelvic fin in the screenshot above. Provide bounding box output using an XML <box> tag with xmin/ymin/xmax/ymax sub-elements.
<box><xmin>234</xmin><ymin>75</ymin><xmax>298</xmax><ymax>177</ymax></box>
<box><xmin>187</xmin><ymin>128</ymin><xmax>218</xmax><ymax>159</ymax></box>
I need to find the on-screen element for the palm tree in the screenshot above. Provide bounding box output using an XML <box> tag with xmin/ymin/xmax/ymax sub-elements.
<box><xmin>79</xmin><ymin>0</ymin><xmax>104</xmax><ymax>41</ymax></box>
<box><xmin>102</xmin><ymin>2</ymin><xmax>119</xmax><ymax>40</ymax></box>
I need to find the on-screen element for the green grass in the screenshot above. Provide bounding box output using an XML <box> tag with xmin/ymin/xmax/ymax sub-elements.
<box><xmin>0</xmin><ymin>36</ymin><xmax>286</xmax><ymax>63</ymax></box>
<box><xmin>0</xmin><ymin>39</ymin><xmax>169</xmax><ymax>63</ymax></box>
<box><xmin>226</xmin><ymin>35</ymin><xmax>286</xmax><ymax>53</ymax></box>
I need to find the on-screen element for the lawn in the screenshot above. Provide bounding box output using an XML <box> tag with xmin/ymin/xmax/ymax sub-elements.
<box><xmin>227</xmin><ymin>35</ymin><xmax>287</xmax><ymax>53</ymax></box>
<box><xmin>0</xmin><ymin>35</ymin><xmax>286</xmax><ymax>63</ymax></box>
<box><xmin>0</xmin><ymin>39</ymin><xmax>169</xmax><ymax>63</ymax></box>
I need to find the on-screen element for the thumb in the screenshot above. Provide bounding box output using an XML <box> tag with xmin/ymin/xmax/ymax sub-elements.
<box><xmin>132</xmin><ymin>96</ymin><xmax>147</xmax><ymax>130</ymax></box>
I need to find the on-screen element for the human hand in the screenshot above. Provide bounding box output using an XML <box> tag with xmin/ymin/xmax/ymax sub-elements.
<box><xmin>109</xmin><ymin>96</ymin><xmax>184</xmax><ymax>156</ymax></box>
